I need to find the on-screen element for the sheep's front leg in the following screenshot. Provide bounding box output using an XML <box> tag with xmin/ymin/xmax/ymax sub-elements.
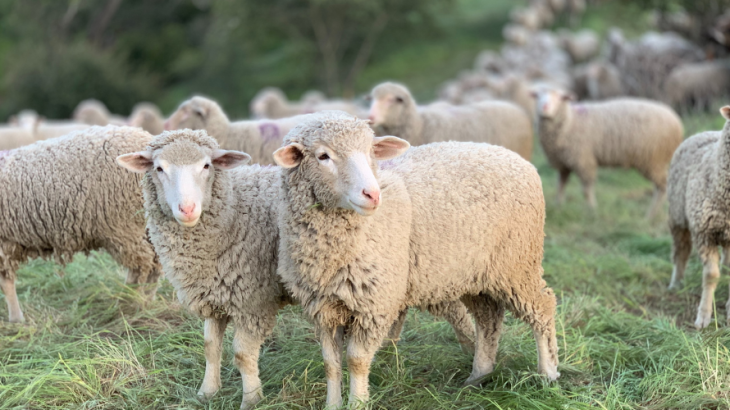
<box><xmin>696</xmin><ymin>248</ymin><xmax>720</xmax><ymax>329</ymax></box>
<box><xmin>198</xmin><ymin>317</ymin><xmax>227</xmax><ymax>399</ymax></box>
<box><xmin>0</xmin><ymin>270</ymin><xmax>23</xmax><ymax>323</ymax></box>
<box><xmin>347</xmin><ymin>322</ymin><xmax>390</xmax><ymax>407</ymax></box>
<box><xmin>321</xmin><ymin>325</ymin><xmax>344</xmax><ymax>409</ymax></box>
<box><xmin>233</xmin><ymin>328</ymin><xmax>266</xmax><ymax>410</ymax></box>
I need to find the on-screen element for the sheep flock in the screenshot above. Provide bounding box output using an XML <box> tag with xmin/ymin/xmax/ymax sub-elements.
<box><xmin>5</xmin><ymin>1</ymin><xmax>730</xmax><ymax>408</ymax></box>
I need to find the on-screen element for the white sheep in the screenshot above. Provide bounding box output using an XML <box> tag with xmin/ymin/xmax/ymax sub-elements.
<box><xmin>369</xmin><ymin>82</ymin><xmax>533</xmax><ymax>160</ymax></box>
<box><xmin>667</xmin><ymin>107</ymin><xmax>730</xmax><ymax>328</ymax></box>
<box><xmin>274</xmin><ymin>111</ymin><xmax>559</xmax><ymax>407</ymax></box>
<box><xmin>665</xmin><ymin>59</ymin><xmax>730</xmax><ymax>111</ymax></box>
<box><xmin>558</xmin><ymin>29</ymin><xmax>600</xmax><ymax>63</ymax></box>
<box><xmin>0</xmin><ymin>126</ymin><xmax>161</xmax><ymax>323</ymax></box>
<box><xmin>128</xmin><ymin>102</ymin><xmax>165</xmax><ymax>135</ymax></box>
<box><xmin>531</xmin><ymin>87</ymin><xmax>684</xmax><ymax>217</ymax></box>
<box><xmin>72</xmin><ymin>99</ymin><xmax>126</xmax><ymax>126</ymax></box>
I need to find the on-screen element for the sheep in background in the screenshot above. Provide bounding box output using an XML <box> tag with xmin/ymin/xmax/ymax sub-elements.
<box><xmin>559</xmin><ymin>29</ymin><xmax>600</xmax><ymax>63</ymax></box>
<box><xmin>0</xmin><ymin>125</ymin><xmax>35</xmax><ymax>151</ymax></box>
<box><xmin>667</xmin><ymin>107</ymin><xmax>730</xmax><ymax>328</ymax></box>
<box><xmin>369</xmin><ymin>82</ymin><xmax>533</xmax><ymax>160</ymax></box>
<box><xmin>128</xmin><ymin>102</ymin><xmax>165</xmax><ymax>135</ymax></box>
<box><xmin>0</xmin><ymin>126</ymin><xmax>161</xmax><ymax>323</ymax></box>
<box><xmin>10</xmin><ymin>110</ymin><xmax>91</xmax><ymax>141</ymax></box>
<box><xmin>586</xmin><ymin>61</ymin><xmax>625</xmax><ymax>100</ymax></box>
<box><xmin>273</xmin><ymin>112</ymin><xmax>558</xmax><ymax>407</ymax></box>
<box><xmin>532</xmin><ymin>87</ymin><xmax>683</xmax><ymax>217</ymax></box>
<box><xmin>72</xmin><ymin>99</ymin><xmax>126</xmax><ymax>126</ymax></box>
<box><xmin>249</xmin><ymin>87</ymin><xmax>303</xmax><ymax>119</ymax></box>
<box><xmin>665</xmin><ymin>59</ymin><xmax>730</xmax><ymax>111</ymax></box>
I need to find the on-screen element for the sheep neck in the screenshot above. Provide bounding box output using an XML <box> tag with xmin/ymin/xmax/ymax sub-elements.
<box><xmin>538</xmin><ymin>102</ymin><xmax>573</xmax><ymax>148</ymax></box>
<box><xmin>204</xmin><ymin>112</ymin><xmax>233</xmax><ymax>147</ymax></box>
<box><xmin>382</xmin><ymin>103</ymin><xmax>423</xmax><ymax>145</ymax></box>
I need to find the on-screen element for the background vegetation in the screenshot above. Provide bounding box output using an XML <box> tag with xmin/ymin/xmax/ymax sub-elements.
<box><xmin>3</xmin><ymin>0</ymin><xmax>730</xmax><ymax>409</ymax></box>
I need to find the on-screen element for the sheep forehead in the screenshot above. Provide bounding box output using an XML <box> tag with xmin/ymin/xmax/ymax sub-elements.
<box><xmin>156</xmin><ymin>140</ymin><xmax>210</xmax><ymax>165</ymax></box>
<box><xmin>373</xmin><ymin>83</ymin><xmax>409</xmax><ymax>100</ymax></box>
<box><xmin>299</xmin><ymin>114</ymin><xmax>374</xmax><ymax>156</ymax></box>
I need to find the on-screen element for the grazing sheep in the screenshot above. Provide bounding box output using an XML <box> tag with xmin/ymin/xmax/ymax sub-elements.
<box><xmin>274</xmin><ymin>111</ymin><xmax>559</xmax><ymax>407</ymax></box>
<box><xmin>665</xmin><ymin>59</ymin><xmax>730</xmax><ymax>111</ymax></box>
<box><xmin>369</xmin><ymin>82</ymin><xmax>533</xmax><ymax>160</ymax></box>
<box><xmin>117</xmin><ymin>129</ymin><xmax>475</xmax><ymax>409</ymax></box>
<box><xmin>165</xmin><ymin>96</ymin><xmax>311</xmax><ymax>165</ymax></box>
<box><xmin>72</xmin><ymin>99</ymin><xmax>126</xmax><ymax>126</ymax></box>
<box><xmin>667</xmin><ymin>107</ymin><xmax>730</xmax><ymax>329</ymax></box>
<box><xmin>532</xmin><ymin>87</ymin><xmax>683</xmax><ymax>217</ymax></box>
<box><xmin>129</xmin><ymin>102</ymin><xmax>165</xmax><ymax>135</ymax></box>
<box><xmin>0</xmin><ymin>126</ymin><xmax>161</xmax><ymax>323</ymax></box>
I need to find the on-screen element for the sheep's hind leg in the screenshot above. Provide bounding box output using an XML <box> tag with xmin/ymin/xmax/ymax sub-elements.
<box><xmin>383</xmin><ymin>309</ymin><xmax>407</xmax><ymax>347</ymax></box>
<box><xmin>198</xmin><ymin>317</ymin><xmax>228</xmax><ymax>399</ymax></box>
<box><xmin>429</xmin><ymin>301</ymin><xmax>476</xmax><ymax>355</ymax></box>
<box><xmin>696</xmin><ymin>248</ymin><xmax>720</xmax><ymax>329</ymax></box>
<box><xmin>0</xmin><ymin>270</ymin><xmax>24</xmax><ymax>323</ymax></box>
<box><xmin>462</xmin><ymin>293</ymin><xmax>504</xmax><ymax>386</ymax></box>
<box><xmin>233</xmin><ymin>327</ymin><xmax>266</xmax><ymax>410</ymax></box>
<box><xmin>669</xmin><ymin>227</ymin><xmax>691</xmax><ymax>290</ymax></box>
<box><xmin>321</xmin><ymin>325</ymin><xmax>345</xmax><ymax>409</ymax></box>
<box><xmin>646</xmin><ymin>185</ymin><xmax>666</xmax><ymax>219</ymax></box>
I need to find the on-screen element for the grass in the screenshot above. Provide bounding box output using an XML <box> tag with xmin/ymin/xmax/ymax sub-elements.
<box><xmin>3</xmin><ymin>109</ymin><xmax>730</xmax><ymax>409</ymax></box>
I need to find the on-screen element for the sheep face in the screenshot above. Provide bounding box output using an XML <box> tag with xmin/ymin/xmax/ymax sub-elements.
<box><xmin>117</xmin><ymin>139</ymin><xmax>249</xmax><ymax>227</ymax></box>
<box><xmin>274</xmin><ymin>116</ymin><xmax>409</xmax><ymax>216</ymax></box>
<box><xmin>531</xmin><ymin>89</ymin><xmax>573</xmax><ymax>118</ymax></box>
<box><xmin>368</xmin><ymin>83</ymin><xmax>414</xmax><ymax>129</ymax></box>
<box><xmin>165</xmin><ymin>99</ymin><xmax>209</xmax><ymax>131</ymax></box>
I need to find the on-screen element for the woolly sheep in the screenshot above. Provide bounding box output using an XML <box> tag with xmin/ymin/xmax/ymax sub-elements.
<box><xmin>586</xmin><ymin>61</ymin><xmax>625</xmax><ymax>100</ymax></box>
<box><xmin>532</xmin><ymin>87</ymin><xmax>683</xmax><ymax>217</ymax></box>
<box><xmin>117</xmin><ymin>129</ymin><xmax>476</xmax><ymax>409</ymax></box>
<box><xmin>369</xmin><ymin>82</ymin><xmax>533</xmax><ymax>160</ymax></box>
<box><xmin>0</xmin><ymin>126</ymin><xmax>161</xmax><ymax>323</ymax></box>
<box><xmin>665</xmin><ymin>59</ymin><xmax>730</xmax><ymax>111</ymax></box>
<box><xmin>274</xmin><ymin>111</ymin><xmax>559</xmax><ymax>407</ymax></box>
<box><xmin>165</xmin><ymin>96</ymin><xmax>311</xmax><ymax>165</ymax></box>
<box><xmin>667</xmin><ymin>107</ymin><xmax>730</xmax><ymax>329</ymax></box>
<box><xmin>503</xmin><ymin>24</ymin><xmax>533</xmax><ymax>46</ymax></box>
<box><xmin>129</xmin><ymin>102</ymin><xmax>165</xmax><ymax>135</ymax></box>
<box><xmin>0</xmin><ymin>126</ymin><xmax>35</xmax><ymax>150</ymax></box>
<box><xmin>559</xmin><ymin>29</ymin><xmax>600</xmax><ymax>63</ymax></box>
<box><xmin>510</xmin><ymin>7</ymin><xmax>542</xmax><ymax>30</ymax></box>
<box><xmin>10</xmin><ymin>110</ymin><xmax>91</xmax><ymax>141</ymax></box>
<box><xmin>249</xmin><ymin>87</ymin><xmax>303</xmax><ymax>119</ymax></box>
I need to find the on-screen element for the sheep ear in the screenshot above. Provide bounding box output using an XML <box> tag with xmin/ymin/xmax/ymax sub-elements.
<box><xmin>117</xmin><ymin>152</ymin><xmax>153</xmax><ymax>173</ymax></box>
<box><xmin>373</xmin><ymin>136</ymin><xmax>410</xmax><ymax>160</ymax></box>
<box><xmin>561</xmin><ymin>92</ymin><xmax>576</xmax><ymax>101</ymax></box>
<box><xmin>273</xmin><ymin>143</ymin><xmax>305</xmax><ymax>168</ymax></box>
<box><xmin>211</xmin><ymin>149</ymin><xmax>250</xmax><ymax>170</ymax></box>
<box><xmin>721</xmin><ymin>106</ymin><xmax>730</xmax><ymax>120</ymax></box>
<box><xmin>192</xmin><ymin>104</ymin><xmax>207</xmax><ymax>118</ymax></box>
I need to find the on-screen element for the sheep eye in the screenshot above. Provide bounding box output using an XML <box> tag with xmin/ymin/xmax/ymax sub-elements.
<box><xmin>203</xmin><ymin>163</ymin><xmax>210</xmax><ymax>170</ymax></box>
<box><xmin>395</xmin><ymin>97</ymin><xmax>404</xmax><ymax>103</ymax></box>
<box><xmin>317</xmin><ymin>153</ymin><xmax>330</xmax><ymax>161</ymax></box>
<box><xmin>156</xmin><ymin>166</ymin><xmax>163</xmax><ymax>173</ymax></box>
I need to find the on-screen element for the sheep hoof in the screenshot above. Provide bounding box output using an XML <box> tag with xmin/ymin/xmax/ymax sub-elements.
<box><xmin>695</xmin><ymin>314</ymin><xmax>712</xmax><ymax>330</ymax></box>
<box><xmin>667</xmin><ymin>281</ymin><xmax>681</xmax><ymax>291</ymax></box>
<box><xmin>542</xmin><ymin>368</ymin><xmax>561</xmax><ymax>382</ymax></box>
<box><xmin>463</xmin><ymin>372</ymin><xmax>491</xmax><ymax>387</ymax></box>
<box><xmin>8</xmin><ymin>314</ymin><xmax>25</xmax><ymax>323</ymax></box>
<box><xmin>197</xmin><ymin>387</ymin><xmax>218</xmax><ymax>401</ymax></box>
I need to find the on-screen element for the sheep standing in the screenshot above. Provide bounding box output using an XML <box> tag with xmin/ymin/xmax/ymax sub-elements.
<box><xmin>369</xmin><ymin>82</ymin><xmax>533</xmax><ymax>160</ymax></box>
<box><xmin>667</xmin><ymin>107</ymin><xmax>730</xmax><ymax>329</ymax></box>
<box><xmin>532</xmin><ymin>87</ymin><xmax>683</xmax><ymax>217</ymax></box>
<box><xmin>665</xmin><ymin>59</ymin><xmax>730</xmax><ymax>111</ymax></box>
<box><xmin>165</xmin><ymin>96</ymin><xmax>312</xmax><ymax>165</ymax></box>
<box><xmin>128</xmin><ymin>102</ymin><xmax>165</xmax><ymax>135</ymax></box>
<box><xmin>274</xmin><ymin>111</ymin><xmax>558</xmax><ymax>407</ymax></box>
<box><xmin>0</xmin><ymin>126</ymin><xmax>161</xmax><ymax>323</ymax></box>
<box><xmin>73</xmin><ymin>99</ymin><xmax>126</xmax><ymax>126</ymax></box>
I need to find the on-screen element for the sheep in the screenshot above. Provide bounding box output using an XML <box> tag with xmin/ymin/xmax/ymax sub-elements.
<box><xmin>473</xmin><ymin>50</ymin><xmax>506</xmax><ymax>74</ymax></box>
<box><xmin>0</xmin><ymin>126</ymin><xmax>161</xmax><ymax>323</ymax></box>
<box><xmin>249</xmin><ymin>87</ymin><xmax>304</xmax><ymax>119</ymax></box>
<box><xmin>586</xmin><ymin>61</ymin><xmax>625</xmax><ymax>100</ymax></box>
<box><xmin>73</xmin><ymin>99</ymin><xmax>126</xmax><ymax>126</ymax></box>
<box><xmin>510</xmin><ymin>7</ymin><xmax>542</xmax><ymax>31</ymax></box>
<box><xmin>667</xmin><ymin>107</ymin><xmax>730</xmax><ymax>329</ymax></box>
<box><xmin>558</xmin><ymin>29</ymin><xmax>600</xmax><ymax>63</ymax></box>
<box><xmin>164</xmin><ymin>96</ymin><xmax>312</xmax><ymax>165</ymax></box>
<box><xmin>665</xmin><ymin>59</ymin><xmax>730</xmax><ymax>111</ymax></box>
<box><xmin>274</xmin><ymin>111</ymin><xmax>559</xmax><ymax>407</ymax></box>
<box><xmin>0</xmin><ymin>126</ymin><xmax>35</xmax><ymax>150</ymax></box>
<box><xmin>503</xmin><ymin>24</ymin><xmax>533</xmax><ymax>46</ymax></box>
<box><xmin>128</xmin><ymin>102</ymin><xmax>165</xmax><ymax>135</ymax></box>
<box><xmin>10</xmin><ymin>110</ymin><xmax>91</xmax><ymax>141</ymax></box>
<box><xmin>116</xmin><ymin>129</ymin><xmax>476</xmax><ymax>409</ymax></box>
<box><xmin>531</xmin><ymin>87</ymin><xmax>684</xmax><ymax>217</ymax></box>
<box><xmin>369</xmin><ymin>82</ymin><xmax>533</xmax><ymax>160</ymax></box>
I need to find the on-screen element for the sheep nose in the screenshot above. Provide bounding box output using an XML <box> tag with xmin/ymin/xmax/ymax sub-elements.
<box><xmin>368</xmin><ymin>114</ymin><xmax>376</xmax><ymax>123</ymax></box>
<box><xmin>163</xmin><ymin>120</ymin><xmax>171</xmax><ymax>130</ymax></box>
<box><xmin>362</xmin><ymin>188</ymin><xmax>380</xmax><ymax>206</ymax></box>
<box><xmin>179</xmin><ymin>203</ymin><xmax>196</xmax><ymax>216</ymax></box>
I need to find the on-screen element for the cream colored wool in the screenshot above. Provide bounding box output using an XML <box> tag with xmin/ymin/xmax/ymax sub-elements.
<box><xmin>534</xmin><ymin>89</ymin><xmax>683</xmax><ymax>217</ymax></box>
<box><xmin>0</xmin><ymin>126</ymin><xmax>160</xmax><ymax>323</ymax></box>
<box><xmin>0</xmin><ymin>126</ymin><xmax>35</xmax><ymax>150</ymax></box>
<box><xmin>370</xmin><ymin>82</ymin><xmax>533</xmax><ymax>160</ymax></box>
<box><xmin>250</xmin><ymin>87</ymin><xmax>304</xmax><ymax>119</ymax></box>
<box><xmin>165</xmin><ymin>96</ymin><xmax>311</xmax><ymax>165</ymax></box>
<box><xmin>665</xmin><ymin>59</ymin><xmax>730</xmax><ymax>110</ymax></box>
<box><xmin>276</xmin><ymin>112</ymin><xmax>558</xmax><ymax>407</ymax></box>
<box><xmin>73</xmin><ymin>99</ymin><xmax>125</xmax><ymax>126</ymax></box>
<box><xmin>667</xmin><ymin>107</ymin><xmax>730</xmax><ymax>329</ymax></box>
<box><xmin>129</xmin><ymin>102</ymin><xmax>165</xmax><ymax>135</ymax></box>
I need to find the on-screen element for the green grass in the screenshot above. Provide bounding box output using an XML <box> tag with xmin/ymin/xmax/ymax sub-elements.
<box><xmin>3</xmin><ymin>110</ymin><xmax>730</xmax><ymax>409</ymax></box>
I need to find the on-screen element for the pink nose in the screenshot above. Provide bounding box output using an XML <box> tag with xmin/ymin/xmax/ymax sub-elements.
<box><xmin>179</xmin><ymin>203</ymin><xmax>196</xmax><ymax>217</ymax></box>
<box><xmin>362</xmin><ymin>188</ymin><xmax>380</xmax><ymax>207</ymax></box>
<box><xmin>163</xmin><ymin>120</ymin><xmax>171</xmax><ymax>130</ymax></box>
<box><xmin>368</xmin><ymin>114</ymin><xmax>376</xmax><ymax>123</ymax></box>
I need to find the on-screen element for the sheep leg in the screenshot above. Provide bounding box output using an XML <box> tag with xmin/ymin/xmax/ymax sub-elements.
<box><xmin>696</xmin><ymin>248</ymin><xmax>720</xmax><ymax>329</ymax></box>
<box><xmin>346</xmin><ymin>327</ymin><xmax>385</xmax><ymax>407</ymax></box>
<box><xmin>198</xmin><ymin>317</ymin><xmax>227</xmax><ymax>399</ymax></box>
<box><xmin>233</xmin><ymin>327</ymin><xmax>266</xmax><ymax>410</ymax></box>
<box><xmin>582</xmin><ymin>181</ymin><xmax>597</xmax><ymax>209</ymax></box>
<box><xmin>462</xmin><ymin>293</ymin><xmax>504</xmax><ymax>386</ymax></box>
<box><xmin>646</xmin><ymin>185</ymin><xmax>666</xmax><ymax>219</ymax></box>
<box><xmin>383</xmin><ymin>309</ymin><xmax>408</xmax><ymax>347</ymax></box>
<box><xmin>557</xmin><ymin>169</ymin><xmax>571</xmax><ymax>205</ymax></box>
<box><xmin>0</xmin><ymin>270</ymin><xmax>24</xmax><ymax>323</ymax></box>
<box><xmin>321</xmin><ymin>325</ymin><xmax>345</xmax><ymax>409</ymax></box>
<box><xmin>428</xmin><ymin>301</ymin><xmax>476</xmax><ymax>355</ymax></box>
<box><xmin>669</xmin><ymin>227</ymin><xmax>692</xmax><ymax>290</ymax></box>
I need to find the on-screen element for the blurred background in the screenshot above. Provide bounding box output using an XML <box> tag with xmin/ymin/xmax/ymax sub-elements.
<box><xmin>0</xmin><ymin>0</ymin><xmax>729</xmax><ymax>121</ymax></box>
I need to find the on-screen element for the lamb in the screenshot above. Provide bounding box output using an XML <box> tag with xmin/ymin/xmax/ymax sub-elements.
<box><xmin>665</xmin><ymin>59</ymin><xmax>730</xmax><ymax>111</ymax></box>
<box><xmin>274</xmin><ymin>111</ymin><xmax>559</xmax><ymax>407</ymax></box>
<box><xmin>73</xmin><ymin>99</ymin><xmax>126</xmax><ymax>126</ymax></box>
<box><xmin>0</xmin><ymin>126</ymin><xmax>161</xmax><ymax>323</ymax></box>
<box><xmin>667</xmin><ymin>107</ymin><xmax>730</xmax><ymax>329</ymax></box>
<box><xmin>164</xmin><ymin>96</ymin><xmax>312</xmax><ymax>165</ymax></box>
<box><xmin>128</xmin><ymin>102</ymin><xmax>165</xmax><ymax>135</ymax></box>
<box><xmin>116</xmin><ymin>129</ymin><xmax>476</xmax><ymax>409</ymax></box>
<box><xmin>531</xmin><ymin>87</ymin><xmax>684</xmax><ymax>217</ymax></box>
<box><xmin>369</xmin><ymin>82</ymin><xmax>533</xmax><ymax>160</ymax></box>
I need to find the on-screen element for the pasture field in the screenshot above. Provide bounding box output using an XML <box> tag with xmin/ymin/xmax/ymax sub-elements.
<box><xmin>2</xmin><ymin>111</ymin><xmax>729</xmax><ymax>410</ymax></box>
